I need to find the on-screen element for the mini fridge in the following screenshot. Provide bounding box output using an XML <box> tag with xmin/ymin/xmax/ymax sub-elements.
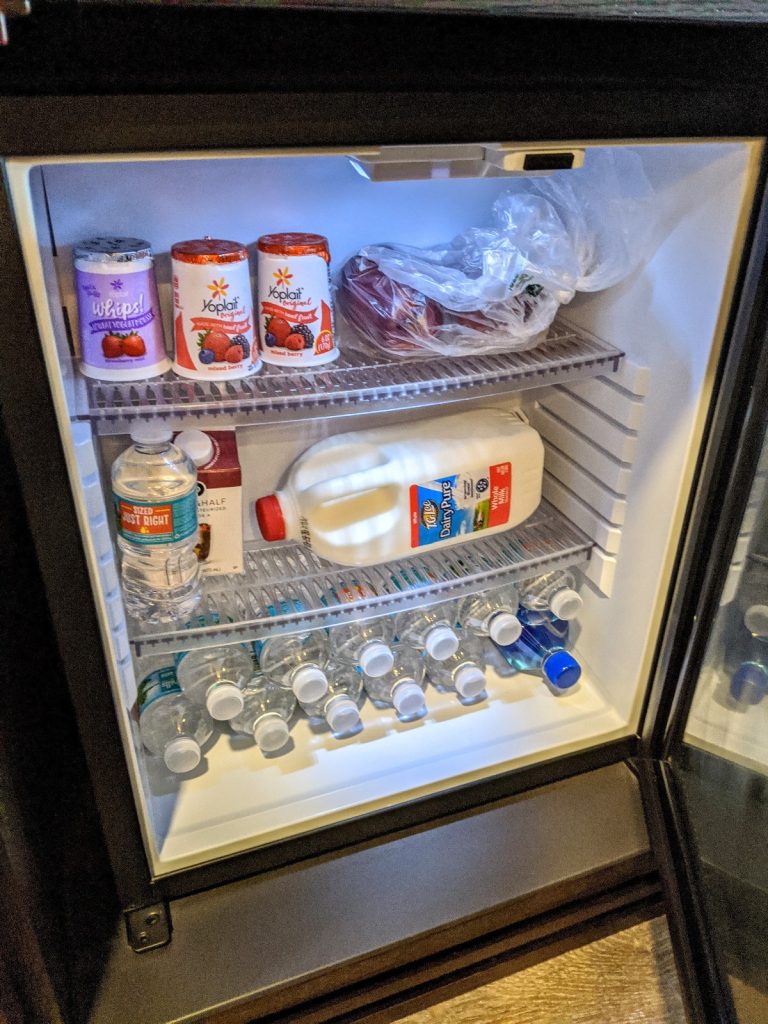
<box><xmin>1</xmin><ymin>5</ymin><xmax>768</xmax><ymax>1024</ymax></box>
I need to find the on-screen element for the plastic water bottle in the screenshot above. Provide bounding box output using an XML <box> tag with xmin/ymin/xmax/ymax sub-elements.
<box><xmin>517</xmin><ymin>569</ymin><xmax>582</xmax><ymax>622</ymax></box>
<box><xmin>427</xmin><ymin>638</ymin><xmax>487</xmax><ymax>701</ymax></box>
<box><xmin>175</xmin><ymin>624</ymin><xmax>252</xmax><ymax>721</ymax></box>
<box><xmin>737</xmin><ymin>552</ymin><xmax>768</xmax><ymax>637</ymax></box>
<box><xmin>394</xmin><ymin>603</ymin><xmax>460</xmax><ymax>662</ymax></box>
<box><xmin>722</xmin><ymin>607</ymin><xmax>768</xmax><ymax>705</ymax></box>
<box><xmin>328</xmin><ymin>618</ymin><xmax>395</xmax><ymax>678</ymax></box>
<box><xmin>363</xmin><ymin>645</ymin><xmax>427</xmax><ymax>719</ymax></box>
<box><xmin>256</xmin><ymin>630</ymin><xmax>329</xmax><ymax>704</ymax></box>
<box><xmin>137</xmin><ymin>661</ymin><xmax>213</xmax><ymax>773</ymax></box>
<box><xmin>459</xmin><ymin>584</ymin><xmax>522</xmax><ymax>646</ymax></box>
<box><xmin>230</xmin><ymin>674</ymin><xmax>296</xmax><ymax>753</ymax></box>
<box><xmin>111</xmin><ymin>425</ymin><xmax>201</xmax><ymax>623</ymax></box>
<box><xmin>300</xmin><ymin>658</ymin><xmax>366</xmax><ymax>735</ymax></box>
<box><xmin>495</xmin><ymin>611</ymin><xmax>581</xmax><ymax>692</ymax></box>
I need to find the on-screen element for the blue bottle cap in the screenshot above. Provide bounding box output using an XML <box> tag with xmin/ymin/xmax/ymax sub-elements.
<box><xmin>543</xmin><ymin>650</ymin><xmax>581</xmax><ymax>690</ymax></box>
<box><xmin>730</xmin><ymin>662</ymin><xmax>768</xmax><ymax>706</ymax></box>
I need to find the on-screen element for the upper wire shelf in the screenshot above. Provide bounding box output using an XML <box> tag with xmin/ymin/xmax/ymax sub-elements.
<box><xmin>80</xmin><ymin>321</ymin><xmax>623</xmax><ymax>434</ymax></box>
<box><xmin>129</xmin><ymin>500</ymin><xmax>592</xmax><ymax>656</ymax></box>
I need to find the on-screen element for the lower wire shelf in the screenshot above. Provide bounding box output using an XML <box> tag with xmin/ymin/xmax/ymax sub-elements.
<box><xmin>129</xmin><ymin>501</ymin><xmax>592</xmax><ymax>657</ymax></box>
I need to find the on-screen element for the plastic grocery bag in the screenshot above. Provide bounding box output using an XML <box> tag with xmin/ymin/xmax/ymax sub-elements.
<box><xmin>336</xmin><ymin>149</ymin><xmax>656</xmax><ymax>359</ymax></box>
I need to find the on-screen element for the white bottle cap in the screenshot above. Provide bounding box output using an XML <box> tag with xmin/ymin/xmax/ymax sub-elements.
<box><xmin>359</xmin><ymin>641</ymin><xmax>395</xmax><ymax>678</ymax></box>
<box><xmin>744</xmin><ymin>604</ymin><xmax>768</xmax><ymax>637</ymax></box>
<box><xmin>163</xmin><ymin>736</ymin><xmax>201</xmax><ymax>774</ymax></box>
<box><xmin>488</xmin><ymin>612</ymin><xmax>523</xmax><ymax>646</ymax></box>
<box><xmin>392</xmin><ymin>680</ymin><xmax>426</xmax><ymax>718</ymax></box>
<box><xmin>205</xmin><ymin>683</ymin><xmax>244</xmax><ymax>721</ymax></box>
<box><xmin>292</xmin><ymin>664</ymin><xmax>328</xmax><ymax>704</ymax></box>
<box><xmin>454</xmin><ymin>664</ymin><xmax>486</xmax><ymax>699</ymax></box>
<box><xmin>130</xmin><ymin>424</ymin><xmax>173</xmax><ymax>446</ymax></box>
<box><xmin>175</xmin><ymin>429</ymin><xmax>214</xmax><ymax>468</ymax></box>
<box><xmin>253</xmin><ymin>713</ymin><xmax>290</xmax><ymax>753</ymax></box>
<box><xmin>326</xmin><ymin>696</ymin><xmax>362</xmax><ymax>735</ymax></box>
<box><xmin>425</xmin><ymin>625</ymin><xmax>459</xmax><ymax>661</ymax></box>
<box><xmin>550</xmin><ymin>588</ymin><xmax>583</xmax><ymax>621</ymax></box>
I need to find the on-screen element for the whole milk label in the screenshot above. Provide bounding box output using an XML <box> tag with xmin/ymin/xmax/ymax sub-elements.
<box><xmin>410</xmin><ymin>462</ymin><xmax>511</xmax><ymax>548</ymax></box>
<box><xmin>137</xmin><ymin>666</ymin><xmax>182</xmax><ymax>715</ymax></box>
<box><xmin>114</xmin><ymin>490</ymin><xmax>197</xmax><ymax>545</ymax></box>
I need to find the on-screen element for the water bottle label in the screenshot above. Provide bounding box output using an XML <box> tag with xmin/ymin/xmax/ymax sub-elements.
<box><xmin>253</xmin><ymin>598</ymin><xmax>305</xmax><ymax>659</ymax></box>
<box><xmin>409</xmin><ymin>463</ymin><xmax>511</xmax><ymax>548</ymax></box>
<box><xmin>137</xmin><ymin>666</ymin><xmax>182</xmax><ymax>714</ymax></box>
<box><xmin>321</xmin><ymin>579</ymin><xmax>377</xmax><ymax>606</ymax></box>
<box><xmin>113</xmin><ymin>489</ymin><xmax>197</xmax><ymax>545</ymax></box>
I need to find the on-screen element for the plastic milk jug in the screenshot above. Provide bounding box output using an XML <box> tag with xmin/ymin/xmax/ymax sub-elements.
<box><xmin>255</xmin><ymin>409</ymin><xmax>544</xmax><ymax>567</ymax></box>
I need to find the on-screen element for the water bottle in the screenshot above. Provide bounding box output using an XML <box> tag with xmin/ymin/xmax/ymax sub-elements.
<box><xmin>495</xmin><ymin>611</ymin><xmax>581</xmax><ymax>692</ymax></box>
<box><xmin>174</xmin><ymin>621</ymin><xmax>252</xmax><ymax>721</ymax></box>
<box><xmin>328</xmin><ymin>618</ymin><xmax>395</xmax><ymax>678</ymax></box>
<box><xmin>230</xmin><ymin>674</ymin><xmax>296</xmax><ymax>753</ymax></box>
<box><xmin>459</xmin><ymin>584</ymin><xmax>522</xmax><ymax>646</ymax></box>
<box><xmin>112</xmin><ymin>425</ymin><xmax>201</xmax><ymax>623</ymax></box>
<box><xmin>427</xmin><ymin>638</ymin><xmax>487</xmax><ymax>701</ymax></box>
<box><xmin>394</xmin><ymin>603</ymin><xmax>460</xmax><ymax>662</ymax></box>
<box><xmin>256</xmin><ymin>630</ymin><xmax>329</xmax><ymax>704</ymax></box>
<box><xmin>137</xmin><ymin>661</ymin><xmax>213</xmax><ymax>773</ymax></box>
<box><xmin>363</xmin><ymin>645</ymin><xmax>427</xmax><ymax>719</ymax></box>
<box><xmin>722</xmin><ymin>606</ymin><xmax>768</xmax><ymax>705</ymax></box>
<box><xmin>517</xmin><ymin>569</ymin><xmax>582</xmax><ymax>622</ymax></box>
<box><xmin>300</xmin><ymin>658</ymin><xmax>366</xmax><ymax>735</ymax></box>
<box><xmin>736</xmin><ymin>552</ymin><xmax>768</xmax><ymax>637</ymax></box>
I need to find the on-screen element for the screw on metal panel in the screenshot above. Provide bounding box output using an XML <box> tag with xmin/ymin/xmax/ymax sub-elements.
<box><xmin>145</xmin><ymin>913</ymin><xmax>160</xmax><ymax>926</ymax></box>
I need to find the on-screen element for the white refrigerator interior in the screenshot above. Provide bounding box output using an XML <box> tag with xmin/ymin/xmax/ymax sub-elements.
<box><xmin>6</xmin><ymin>139</ymin><xmax>761</xmax><ymax>875</ymax></box>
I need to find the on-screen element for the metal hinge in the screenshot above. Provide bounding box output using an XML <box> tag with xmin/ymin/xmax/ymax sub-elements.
<box><xmin>0</xmin><ymin>0</ymin><xmax>30</xmax><ymax>46</ymax></box>
<box><xmin>125</xmin><ymin>901</ymin><xmax>172</xmax><ymax>953</ymax></box>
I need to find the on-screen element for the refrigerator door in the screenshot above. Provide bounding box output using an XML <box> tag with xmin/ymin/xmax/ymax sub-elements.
<box><xmin>639</xmin><ymin>187</ymin><xmax>768</xmax><ymax>1024</ymax></box>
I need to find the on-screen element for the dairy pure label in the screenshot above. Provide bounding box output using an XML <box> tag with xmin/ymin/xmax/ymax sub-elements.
<box><xmin>172</xmin><ymin>259</ymin><xmax>259</xmax><ymax>380</ymax></box>
<box><xmin>410</xmin><ymin>463</ymin><xmax>511</xmax><ymax>548</ymax></box>
<box><xmin>258</xmin><ymin>251</ymin><xmax>337</xmax><ymax>366</ymax></box>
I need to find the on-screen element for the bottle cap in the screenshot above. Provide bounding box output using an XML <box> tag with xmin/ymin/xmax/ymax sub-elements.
<box><xmin>130</xmin><ymin>424</ymin><xmax>173</xmax><ymax>446</ymax></box>
<box><xmin>744</xmin><ymin>604</ymin><xmax>768</xmax><ymax>637</ymax></box>
<box><xmin>255</xmin><ymin>495</ymin><xmax>286</xmax><ymax>542</ymax></box>
<box><xmin>253</xmin><ymin>713</ymin><xmax>290</xmax><ymax>753</ymax></box>
<box><xmin>542</xmin><ymin>650</ymin><xmax>581</xmax><ymax>690</ymax></box>
<box><xmin>292</xmin><ymin>664</ymin><xmax>328</xmax><ymax>704</ymax></box>
<box><xmin>359</xmin><ymin>641</ymin><xmax>395</xmax><ymax>678</ymax></box>
<box><xmin>326</xmin><ymin>696</ymin><xmax>362</xmax><ymax>735</ymax></box>
<box><xmin>425</xmin><ymin>625</ymin><xmax>459</xmax><ymax>661</ymax></box>
<box><xmin>489</xmin><ymin>612</ymin><xmax>522</xmax><ymax>646</ymax></box>
<box><xmin>205</xmin><ymin>683</ymin><xmax>245</xmax><ymax>721</ymax></box>
<box><xmin>392</xmin><ymin>680</ymin><xmax>426</xmax><ymax>718</ymax></box>
<box><xmin>550</xmin><ymin>588</ymin><xmax>582</xmax><ymax>621</ymax></box>
<box><xmin>730</xmin><ymin>662</ymin><xmax>768</xmax><ymax>706</ymax></box>
<box><xmin>163</xmin><ymin>736</ymin><xmax>201</xmax><ymax>774</ymax></box>
<box><xmin>454</xmin><ymin>664</ymin><xmax>486</xmax><ymax>699</ymax></box>
<box><xmin>175</xmin><ymin>429</ymin><xmax>214</xmax><ymax>468</ymax></box>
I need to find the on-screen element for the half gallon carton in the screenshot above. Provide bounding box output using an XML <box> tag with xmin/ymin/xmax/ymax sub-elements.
<box><xmin>191</xmin><ymin>430</ymin><xmax>244</xmax><ymax>576</ymax></box>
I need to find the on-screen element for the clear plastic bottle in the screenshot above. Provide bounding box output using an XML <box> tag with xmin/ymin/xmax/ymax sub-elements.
<box><xmin>230</xmin><ymin>674</ymin><xmax>296</xmax><ymax>753</ymax></box>
<box><xmin>736</xmin><ymin>552</ymin><xmax>768</xmax><ymax>637</ymax></box>
<box><xmin>459</xmin><ymin>584</ymin><xmax>522</xmax><ymax>646</ymax></box>
<box><xmin>300</xmin><ymin>659</ymin><xmax>366</xmax><ymax>735</ymax></box>
<box><xmin>328</xmin><ymin>618</ymin><xmax>395</xmax><ymax>678</ymax></box>
<box><xmin>427</xmin><ymin>638</ymin><xmax>488</xmax><ymax>701</ymax></box>
<box><xmin>175</xmin><ymin>624</ymin><xmax>252</xmax><ymax>721</ymax></box>
<box><xmin>363</xmin><ymin>645</ymin><xmax>427</xmax><ymax>719</ymax></box>
<box><xmin>517</xmin><ymin>569</ymin><xmax>582</xmax><ymax>621</ymax></box>
<box><xmin>495</xmin><ymin>611</ymin><xmax>581</xmax><ymax>692</ymax></box>
<box><xmin>111</xmin><ymin>425</ymin><xmax>201</xmax><ymax>623</ymax></box>
<box><xmin>256</xmin><ymin>630</ymin><xmax>329</xmax><ymax>704</ymax></box>
<box><xmin>394</xmin><ymin>602</ymin><xmax>460</xmax><ymax>662</ymax></box>
<box><xmin>722</xmin><ymin>606</ymin><xmax>768</xmax><ymax>706</ymax></box>
<box><xmin>137</xmin><ymin>661</ymin><xmax>213</xmax><ymax>773</ymax></box>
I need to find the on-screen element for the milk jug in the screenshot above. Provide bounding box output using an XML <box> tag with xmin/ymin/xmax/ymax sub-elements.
<box><xmin>255</xmin><ymin>409</ymin><xmax>544</xmax><ymax>567</ymax></box>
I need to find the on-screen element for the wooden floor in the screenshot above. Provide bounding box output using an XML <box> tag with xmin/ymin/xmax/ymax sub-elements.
<box><xmin>398</xmin><ymin>917</ymin><xmax>687</xmax><ymax>1024</ymax></box>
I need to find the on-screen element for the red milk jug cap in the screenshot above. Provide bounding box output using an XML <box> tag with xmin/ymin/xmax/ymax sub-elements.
<box><xmin>255</xmin><ymin>495</ymin><xmax>286</xmax><ymax>542</ymax></box>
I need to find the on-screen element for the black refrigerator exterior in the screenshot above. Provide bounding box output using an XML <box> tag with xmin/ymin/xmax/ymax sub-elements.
<box><xmin>1</xmin><ymin>5</ymin><xmax>768</xmax><ymax>1023</ymax></box>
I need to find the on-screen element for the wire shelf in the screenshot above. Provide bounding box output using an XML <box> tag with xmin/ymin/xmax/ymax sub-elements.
<box><xmin>82</xmin><ymin>321</ymin><xmax>623</xmax><ymax>434</ymax></box>
<box><xmin>129</xmin><ymin>500</ymin><xmax>592</xmax><ymax>656</ymax></box>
